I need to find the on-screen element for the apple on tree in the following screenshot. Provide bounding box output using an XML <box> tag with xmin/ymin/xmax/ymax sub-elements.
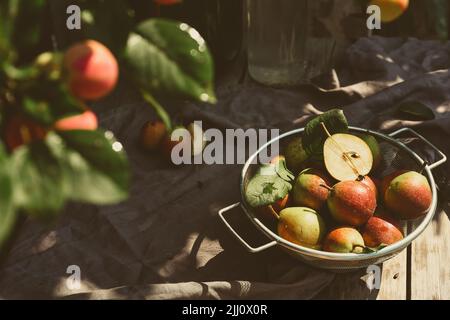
<box><xmin>64</xmin><ymin>40</ymin><xmax>119</xmax><ymax>101</ymax></box>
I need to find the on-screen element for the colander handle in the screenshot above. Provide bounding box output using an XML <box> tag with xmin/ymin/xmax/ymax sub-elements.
<box><xmin>389</xmin><ymin>127</ymin><xmax>447</xmax><ymax>170</ymax></box>
<box><xmin>218</xmin><ymin>202</ymin><xmax>277</xmax><ymax>253</ymax></box>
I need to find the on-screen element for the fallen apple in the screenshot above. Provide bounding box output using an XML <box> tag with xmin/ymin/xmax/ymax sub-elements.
<box><xmin>292</xmin><ymin>168</ymin><xmax>331</xmax><ymax>210</ymax></box>
<box><xmin>140</xmin><ymin>120</ymin><xmax>167</xmax><ymax>151</ymax></box>
<box><xmin>323</xmin><ymin>133</ymin><xmax>373</xmax><ymax>181</ymax></box>
<box><xmin>278</xmin><ymin>207</ymin><xmax>326</xmax><ymax>249</ymax></box>
<box><xmin>384</xmin><ymin>171</ymin><xmax>432</xmax><ymax>220</ymax></box>
<box><xmin>323</xmin><ymin>227</ymin><xmax>365</xmax><ymax>253</ymax></box>
<box><xmin>327</xmin><ymin>180</ymin><xmax>376</xmax><ymax>226</ymax></box>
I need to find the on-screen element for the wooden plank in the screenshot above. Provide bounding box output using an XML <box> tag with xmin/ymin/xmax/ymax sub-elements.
<box><xmin>315</xmin><ymin>249</ymin><xmax>407</xmax><ymax>300</ymax></box>
<box><xmin>411</xmin><ymin>209</ymin><xmax>450</xmax><ymax>300</ymax></box>
<box><xmin>377</xmin><ymin>249</ymin><xmax>407</xmax><ymax>300</ymax></box>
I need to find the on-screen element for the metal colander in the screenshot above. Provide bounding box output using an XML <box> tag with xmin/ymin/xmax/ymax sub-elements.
<box><xmin>218</xmin><ymin>127</ymin><xmax>447</xmax><ymax>271</ymax></box>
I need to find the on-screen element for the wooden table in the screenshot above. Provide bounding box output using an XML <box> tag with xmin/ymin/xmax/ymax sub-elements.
<box><xmin>316</xmin><ymin>206</ymin><xmax>450</xmax><ymax>300</ymax></box>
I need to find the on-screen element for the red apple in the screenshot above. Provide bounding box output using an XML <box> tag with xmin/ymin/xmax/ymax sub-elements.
<box><xmin>64</xmin><ymin>40</ymin><xmax>118</xmax><ymax>100</ymax></box>
<box><xmin>54</xmin><ymin>110</ymin><xmax>98</xmax><ymax>131</ymax></box>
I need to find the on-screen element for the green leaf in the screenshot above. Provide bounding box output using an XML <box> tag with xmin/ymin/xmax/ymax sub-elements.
<box><xmin>125</xmin><ymin>18</ymin><xmax>216</xmax><ymax>103</ymax></box>
<box><xmin>78</xmin><ymin>0</ymin><xmax>132</xmax><ymax>55</ymax></box>
<box><xmin>21</xmin><ymin>83</ymin><xmax>83</xmax><ymax>126</ymax></box>
<box><xmin>0</xmin><ymin>143</ymin><xmax>17</xmax><ymax>248</ymax></box>
<box><xmin>245</xmin><ymin>163</ymin><xmax>293</xmax><ymax>208</ymax></box>
<box><xmin>362</xmin><ymin>243</ymin><xmax>389</xmax><ymax>253</ymax></box>
<box><xmin>11</xmin><ymin>130</ymin><xmax>129</xmax><ymax>218</ymax></box>
<box><xmin>11</xmin><ymin>140</ymin><xmax>66</xmax><ymax>218</ymax></box>
<box><xmin>302</xmin><ymin>109</ymin><xmax>349</xmax><ymax>159</ymax></box>
<box><xmin>0</xmin><ymin>0</ymin><xmax>19</xmax><ymax>63</ymax></box>
<box><xmin>10</xmin><ymin>0</ymin><xmax>47</xmax><ymax>63</ymax></box>
<box><xmin>396</xmin><ymin>101</ymin><xmax>436</xmax><ymax>121</ymax></box>
<box><xmin>56</xmin><ymin>130</ymin><xmax>129</xmax><ymax>204</ymax></box>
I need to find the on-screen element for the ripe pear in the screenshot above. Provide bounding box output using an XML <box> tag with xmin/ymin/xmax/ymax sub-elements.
<box><xmin>360</xmin><ymin>134</ymin><xmax>382</xmax><ymax>170</ymax></box>
<box><xmin>360</xmin><ymin>175</ymin><xmax>378</xmax><ymax>200</ymax></box>
<box><xmin>323</xmin><ymin>133</ymin><xmax>373</xmax><ymax>181</ymax></box>
<box><xmin>284</xmin><ymin>137</ymin><xmax>308</xmax><ymax>174</ymax></box>
<box><xmin>257</xmin><ymin>194</ymin><xmax>290</xmax><ymax>220</ymax></box>
<box><xmin>380</xmin><ymin>170</ymin><xmax>408</xmax><ymax>199</ymax></box>
<box><xmin>323</xmin><ymin>227</ymin><xmax>365</xmax><ymax>253</ymax></box>
<box><xmin>292</xmin><ymin>169</ymin><xmax>331</xmax><ymax>210</ymax></box>
<box><xmin>327</xmin><ymin>180</ymin><xmax>376</xmax><ymax>226</ymax></box>
<box><xmin>384</xmin><ymin>171</ymin><xmax>432</xmax><ymax>220</ymax></box>
<box><xmin>278</xmin><ymin>207</ymin><xmax>326</xmax><ymax>249</ymax></box>
<box><xmin>362</xmin><ymin>215</ymin><xmax>403</xmax><ymax>248</ymax></box>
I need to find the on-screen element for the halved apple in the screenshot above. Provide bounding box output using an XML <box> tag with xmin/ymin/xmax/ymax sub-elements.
<box><xmin>323</xmin><ymin>133</ymin><xmax>373</xmax><ymax>181</ymax></box>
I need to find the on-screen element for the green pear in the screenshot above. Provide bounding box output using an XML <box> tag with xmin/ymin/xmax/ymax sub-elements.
<box><xmin>323</xmin><ymin>227</ymin><xmax>365</xmax><ymax>253</ymax></box>
<box><xmin>384</xmin><ymin>171</ymin><xmax>432</xmax><ymax>220</ymax></box>
<box><xmin>361</xmin><ymin>134</ymin><xmax>382</xmax><ymax>169</ymax></box>
<box><xmin>278</xmin><ymin>207</ymin><xmax>326</xmax><ymax>249</ymax></box>
<box><xmin>284</xmin><ymin>137</ymin><xmax>308</xmax><ymax>174</ymax></box>
<box><xmin>292</xmin><ymin>169</ymin><xmax>331</xmax><ymax>210</ymax></box>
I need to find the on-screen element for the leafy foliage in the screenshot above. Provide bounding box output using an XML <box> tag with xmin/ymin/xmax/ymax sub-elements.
<box><xmin>302</xmin><ymin>109</ymin><xmax>349</xmax><ymax>160</ymax></box>
<box><xmin>125</xmin><ymin>19</ymin><xmax>216</xmax><ymax>104</ymax></box>
<box><xmin>0</xmin><ymin>0</ymin><xmax>216</xmax><ymax>250</ymax></box>
<box><xmin>245</xmin><ymin>158</ymin><xmax>294</xmax><ymax>208</ymax></box>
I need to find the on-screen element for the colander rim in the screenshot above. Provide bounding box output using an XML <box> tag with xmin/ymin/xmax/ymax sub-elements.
<box><xmin>239</xmin><ymin>126</ymin><xmax>438</xmax><ymax>262</ymax></box>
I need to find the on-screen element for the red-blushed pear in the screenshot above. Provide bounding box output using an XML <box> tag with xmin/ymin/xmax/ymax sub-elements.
<box><xmin>323</xmin><ymin>227</ymin><xmax>365</xmax><ymax>253</ymax></box>
<box><xmin>380</xmin><ymin>170</ymin><xmax>408</xmax><ymax>200</ymax></box>
<box><xmin>326</xmin><ymin>180</ymin><xmax>376</xmax><ymax>226</ymax></box>
<box><xmin>384</xmin><ymin>171</ymin><xmax>432</xmax><ymax>220</ymax></box>
<box><xmin>54</xmin><ymin>110</ymin><xmax>98</xmax><ymax>131</ymax></box>
<box><xmin>360</xmin><ymin>175</ymin><xmax>378</xmax><ymax>199</ymax></box>
<box><xmin>362</xmin><ymin>215</ymin><xmax>403</xmax><ymax>247</ymax></box>
<box><xmin>257</xmin><ymin>194</ymin><xmax>290</xmax><ymax>220</ymax></box>
<box><xmin>64</xmin><ymin>40</ymin><xmax>118</xmax><ymax>100</ymax></box>
<box><xmin>4</xmin><ymin>114</ymin><xmax>47</xmax><ymax>151</ymax></box>
<box><xmin>292</xmin><ymin>168</ymin><xmax>331</xmax><ymax>210</ymax></box>
<box><xmin>278</xmin><ymin>207</ymin><xmax>326</xmax><ymax>249</ymax></box>
<box><xmin>140</xmin><ymin>120</ymin><xmax>167</xmax><ymax>151</ymax></box>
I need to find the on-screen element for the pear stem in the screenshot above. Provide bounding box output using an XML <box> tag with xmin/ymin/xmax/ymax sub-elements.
<box><xmin>320</xmin><ymin>122</ymin><xmax>362</xmax><ymax>177</ymax></box>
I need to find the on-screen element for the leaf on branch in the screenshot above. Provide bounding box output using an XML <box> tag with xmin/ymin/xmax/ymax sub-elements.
<box><xmin>0</xmin><ymin>143</ymin><xmax>17</xmax><ymax>249</ymax></box>
<box><xmin>11</xmin><ymin>130</ymin><xmax>129</xmax><ymax>219</ymax></box>
<box><xmin>125</xmin><ymin>18</ymin><xmax>216</xmax><ymax>104</ymax></box>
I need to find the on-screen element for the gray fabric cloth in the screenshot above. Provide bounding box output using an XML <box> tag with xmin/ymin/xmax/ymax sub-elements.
<box><xmin>0</xmin><ymin>36</ymin><xmax>449</xmax><ymax>299</ymax></box>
